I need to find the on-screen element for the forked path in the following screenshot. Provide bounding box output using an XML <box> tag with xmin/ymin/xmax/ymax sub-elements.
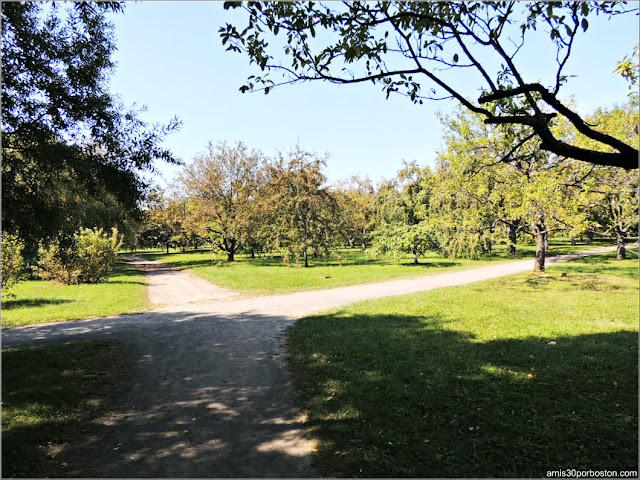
<box><xmin>2</xmin><ymin>246</ymin><xmax>616</xmax><ymax>478</ymax></box>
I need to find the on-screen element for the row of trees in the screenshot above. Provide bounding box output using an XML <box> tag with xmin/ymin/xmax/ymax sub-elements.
<box><xmin>2</xmin><ymin>1</ymin><xmax>636</xmax><ymax>286</ymax></box>
<box><xmin>138</xmin><ymin>143</ymin><xmax>346</xmax><ymax>267</ymax></box>
<box><xmin>137</xmin><ymin>94</ymin><xmax>637</xmax><ymax>273</ymax></box>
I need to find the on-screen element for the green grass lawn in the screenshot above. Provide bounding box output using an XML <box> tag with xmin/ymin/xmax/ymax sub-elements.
<box><xmin>1</xmin><ymin>258</ymin><xmax>150</xmax><ymax>328</ymax></box>
<box><xmin>132</xmin><ymin>239</ymin><xmax>617</xmax><ymax>295</ymax></box>
<box><xmin>2</xmin><ymin>339</ymin><xmax>133</xmax><ymax>478</ymax></box>
<box><xmin>285</xmin><ymin>252</ymin><xmax>639</xmax><ymax>477</ymax></box>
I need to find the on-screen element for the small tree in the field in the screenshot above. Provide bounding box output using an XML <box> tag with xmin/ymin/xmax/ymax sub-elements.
<box><xmin>179</xmin><ymin>141</ymin><xmax>262</xmax><ymax>262</ymax></box>
<box><xmin>372</xmin><ymin>163</ymin><xmax>435</xmax><ymax>264</ymax></box>
<box><xmin>1</xmin><ymin>232</ymin><xmax>25</xmax><ymax>296</ymax></box>
<box><xmin>262</xmin><ymin>146</ymin><xmax>341</xmax><ymax>267</ymax></box>
<box><xmin>336</xmin><ymin>176</ymin><xmax>377</xmax><ymax>251</ymax></box>
<box><xmin>36</xmin><ymin>228</ymin><xmax>122</xmax><ymax>285</ymax></box>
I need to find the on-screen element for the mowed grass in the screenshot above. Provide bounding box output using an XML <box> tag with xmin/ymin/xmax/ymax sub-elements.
<box><xmin>1</xmin><ymin>258</ymin><xmax>150</xmax><ymax>328</ymax></box>
<box><xmin>2</xmin><ymin>339</ymin><xmax>133</xmax><ymax>478</ymax></box>
<box><xmin>285</xmin><ymin>253</ymin><xmax>639</xmax><ymax>477</ymax></box>
<box><xmin>133</xmin><ymin>240</ymin><xmax>616</xmax><ymax>295</ymax></box>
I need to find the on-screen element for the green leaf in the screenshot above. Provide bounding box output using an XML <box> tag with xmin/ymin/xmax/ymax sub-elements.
<box><xmin>581</xmin><ymin>3</ymin><xmax>589</xmax><ymax>16</ymax></box>
<box><xmin>581</xmin><ymin>18</ymin><xmax>588</xmax><ymax>32</ymax></box>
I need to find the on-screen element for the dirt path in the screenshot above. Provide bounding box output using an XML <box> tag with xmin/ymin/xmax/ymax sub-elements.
<box><xmin>1</xmin><ymin>246</ymin><xmax>617</xmax><ymax>477</ymax></box>
<box><xmin>121</xmin><ymin>254</ymin><xmax>238</xmax><ymax>306</ymax></box>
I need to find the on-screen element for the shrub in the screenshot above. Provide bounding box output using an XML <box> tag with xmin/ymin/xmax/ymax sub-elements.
<box><xmin>1</xmin><ymin>232</ymin><xmax>25</xmax><ymax>295</ymax></box>
<box><xmin>36</xmin><ymin>228</ymin><xmax>122</xmax><ymax>284</ymax></box>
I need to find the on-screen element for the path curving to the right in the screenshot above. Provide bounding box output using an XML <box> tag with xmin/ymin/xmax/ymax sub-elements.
<box><xmin>1</xmin><ymin>245</ymin><xmax>618</xmax><ymax>478</ymax></box>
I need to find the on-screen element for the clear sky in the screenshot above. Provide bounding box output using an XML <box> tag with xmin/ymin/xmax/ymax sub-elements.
<box><xmin>106</xmin><ymin>2</ymin><xmax>638</xmax><ymax>187</ymax></box>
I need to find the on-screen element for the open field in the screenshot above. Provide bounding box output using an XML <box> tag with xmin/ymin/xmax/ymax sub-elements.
<box><xmin>1</xmin><ymin>339</ymin><xmax>133</xmax><ymax>478</ymax></box>
<box><xmin>285</xmin><ymin>253</ymin><xmax>639</xmax><ymax>477</ymax></box>
<box><xmin>132</xmin><ymin>239</ymin><xmax>619</xmax><ymax>295</ymax></box>
<box><xmin>1</xmin><ymin>259</ymin><xmax>149</xmax><ymax>329</ymax></box>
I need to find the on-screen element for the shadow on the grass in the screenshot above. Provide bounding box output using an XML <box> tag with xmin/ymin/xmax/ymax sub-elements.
<box><xmin>2</xmin><ymin>298</ymin><xmax>73</xmax><ymax>310</ymax></box>
<box><xmin>287</xmin><ymin>312</ymin><xmax>638</xmax><ymax>478</ymax></box>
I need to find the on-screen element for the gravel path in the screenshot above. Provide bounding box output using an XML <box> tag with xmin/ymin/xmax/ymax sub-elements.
<box><xmin>1</xmin><ymin>246</ymin><xmax>616</xmax><ymax>477</ymax></box>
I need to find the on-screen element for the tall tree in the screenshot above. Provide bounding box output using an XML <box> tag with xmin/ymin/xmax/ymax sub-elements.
<box><xmin>561</xmin><ymin>103</ymin><xmax>639</xmax><ymax>259</ymax></box>
<box><xmin>220</xmin><ymin>1</ymin><xmax>638</xmax><ymax>169</ymax></box>
<box><xmin>179</xmin><ymin>141</ymin><xmax>262</xmax><ymax>262</ymax></box>
<box><xmin>335</xmin><ymin>176</ymin><xmax>377</xmax><ymax>250</ymax></box>
<box><xmin>2</xmin><ymin>2</ymin><xmax>180</xmax><ymax>260</ymax></box>
<box><xmin>262</xmin><ymin>146</ymin><xmax>341</xmax><ymax>267</ymax></box>
<box><xmin>372</xmin><ymin>162</ymin><xmax>435</xmax><ymax>265</ymax></box>
<box><xmin>434</xmin><ymin>107</ymin><xmax>586</xmax><ymax>272</ymax></box>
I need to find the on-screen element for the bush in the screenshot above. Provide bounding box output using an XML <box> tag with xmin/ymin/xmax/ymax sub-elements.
<box><xmin>1</xmin><ymin>232</ymin><xmax>25</xmax><ymax>295</ymax></box>
<box><xmin>36</xmin><ymin>228</ymin><xmax>122</xmax><ymax>284</ymax></box>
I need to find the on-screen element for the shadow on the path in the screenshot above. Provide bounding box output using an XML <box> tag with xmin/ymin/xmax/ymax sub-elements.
<box><xmin>3</xmin><ymin>310</ymin><xmax>315</xmax><ymax>478</ymax></box>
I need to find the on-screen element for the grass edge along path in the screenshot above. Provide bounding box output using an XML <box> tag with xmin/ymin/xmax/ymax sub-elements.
<box><xmin>285</xmin><ymin>253</ymin><xmax>639</xmax><ymax>478</ymax></box>
<box><xmin>1</xmin><ymin>258</ymin><xmax>150</xmax><ymax>329</ymax></box>
<box><xmin>132</xmin><ymin>241</ymin><xmax>620</xmax><ymax>296</ymax></box>
<box><xmin>1</xmin><ymin>339</ymin><xmax>134</xmax><ymax>478</ymax></box>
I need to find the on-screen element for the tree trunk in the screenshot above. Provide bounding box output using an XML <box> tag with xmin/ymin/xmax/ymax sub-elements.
<box><xmin>412</xmin><ymin>247</ymin><xmax>419</xmax><ymax>265</ymax></box>
<box><xmin>166</xmin><ymin>243</ymin><xmax>170</xmax><ymax>254</ymax></box>
<box><xmin>570</xmin><ymin>236</ymin><xmax>576</xmax><ymax>246</ymax></box>
<box><xmin>251</xmin><ymin>247</ymin><xmax>255</xmax><ymax>259</ymax></box>
<box><xmin>615</xmin><ymin>229</ymin><xmax>626</xmax><ymax>260</ymax></box>
<box><xmin>544</xmin><ymin>232</ymin><xmax>549</xmax><ymax>252</ymax></box>
<box><xmin>362</xmin><ymin>243</ymin><xmax>366</xmax><ymax>251</ymax></box>
<box><xmin>507</xmin><ymin>223</ymin><xmax>517</xmax><ymax>255</ymax></box>
<box><xmin>348</xmin><ymin>238</ymin><xmax>355</xmax><ymax>248</ymax></box>
<box><xmin>304</xmin><ymin>247</ymin><xmax>309</xmax><ymax>267</ymax></box>
<box><xmin>586</xmin><ymin>231</ymin><xmax>594</xmax><ymax>245</ymax></box>
<box><xmin>611</xmin><ymin>197</ymin><xmax>626</xmax><ymax>260</ymax></box>
<box><xmin>533</xmin><ymin>214</ymin><xmax>546</xmax><ymax>273</ymax></box>
<box><xmin>224</xmin><ymin>238</ymin><xmax>236</xmax><ymax>262</ymax></box>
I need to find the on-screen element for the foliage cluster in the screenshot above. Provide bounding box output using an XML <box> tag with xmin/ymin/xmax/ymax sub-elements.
<box><xmin>138</xmin><ymin>143</ymin><xmax>349</xmax><ymax>267</ymax></box>
<box><xmin>1</xmin><ymin>232</ymin><xmax>25</xmax><ymax>295</ymax></box>
<box><xmin>139</xmin><ymin>96</ymin><xmax>637</xmax><ymax>272</ymax></box>
<box><xmin>35</xmin><ymin>228</ymin><xmax>122</xmax><ymax>285</ymax></box>
<box><xmin>2</xmin><ymin>2</ymin><xmax>179</xmax><ymax>264</ymax></box>
<box><xmin>2</xmin><ymin>259</ymin><xmax>149</xmax><ymax>328</ymax></box>
<box><xmin>221</xmin><ymin>1</ymin><xmax>638</xmax><ymax>169</ymax></box>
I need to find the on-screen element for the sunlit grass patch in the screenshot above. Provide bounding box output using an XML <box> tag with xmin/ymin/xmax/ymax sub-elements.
<box><xmin>1</xmin><ymin>258</ymin><xmax>149</xmax><ymax>328</ymax></box>
<box><xmin>133</xmin><ymin>240</ymin><xmax>616</xmax><ymax>295</ymax></box>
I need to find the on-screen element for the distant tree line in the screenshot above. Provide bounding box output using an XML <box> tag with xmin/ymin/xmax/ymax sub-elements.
<box><xmin>136</xmin><ymin>93</ymin><xmax>637</xmax><ymax>273</ymax></box>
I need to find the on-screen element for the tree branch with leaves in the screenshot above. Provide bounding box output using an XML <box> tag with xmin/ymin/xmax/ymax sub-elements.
<box><xmin>220</xmin><ymin>1</ymin><xmax>638</xmax><ymax>169</ymax></box>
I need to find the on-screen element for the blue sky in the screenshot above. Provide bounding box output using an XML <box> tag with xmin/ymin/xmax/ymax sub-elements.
<box><xmin>107</xmin><ymin>2</ymin><xmax>638</xmax><ymax>187</ymax></box>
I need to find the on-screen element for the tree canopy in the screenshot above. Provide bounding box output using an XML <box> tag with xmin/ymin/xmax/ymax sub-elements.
<box><xmin>1</xmin><ymin>2</ymin><xmax>180</xmax><ymax>258</ymax></box>
<box><xmin>178</xmin><ymin>141</ymin><xmax>263</xmax><ymax>262</ymax></box>
<box><xmin>220</xmin><ymin>1</ymin><xmax>638</xmax><ymax>169</ymax></box>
